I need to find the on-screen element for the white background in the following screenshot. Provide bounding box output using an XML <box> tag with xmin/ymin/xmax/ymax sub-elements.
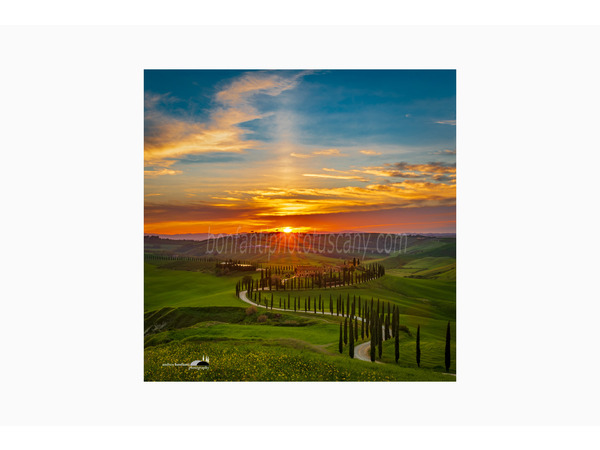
<box><xmin>1</xmin><ymin>2</ymin><xmax>600</xmax><ymax>448</ymax></box>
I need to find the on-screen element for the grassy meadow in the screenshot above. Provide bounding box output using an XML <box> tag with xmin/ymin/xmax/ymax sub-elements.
<box><xmin>144</xmin><ymin>235</ymin><xmax>456</xmax><ymax>381</ymax></box>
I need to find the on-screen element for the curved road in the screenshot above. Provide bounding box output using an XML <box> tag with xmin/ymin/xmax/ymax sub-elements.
<box><xmin>238</xmin><ymin>288</ymin><xmax>386</xmax><ymax>362</ymax></box>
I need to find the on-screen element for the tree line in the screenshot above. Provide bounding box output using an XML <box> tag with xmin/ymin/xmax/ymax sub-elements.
<box><xmin>144</xmin><ymin>254</ymin><xmax>216</xmax><ymax>262</ymax></box>
<box><xmin>235</xmin><ymin>273</ymin><xmax>453</xmax><ymax>373</ymax></box>
<box><xmin>235</xmin><ymin>263</ymin><xmax>385</xmax><ymax>295</ymax></box>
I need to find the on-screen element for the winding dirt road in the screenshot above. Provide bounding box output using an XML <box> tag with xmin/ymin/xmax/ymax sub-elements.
<box><xmin>238</xmin><ymin>288</ymin><xmax>386</xmax><ymax>362</ymax></box>
<box><xmin>238</xmin><ymin>288</ymin><xmax>456</xmax><ymax>376</ymax></box>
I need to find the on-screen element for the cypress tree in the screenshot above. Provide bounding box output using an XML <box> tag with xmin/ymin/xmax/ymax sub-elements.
<box><xmin>339</xmin><ymin>322</ymin><xmax>343</xmax><ymax>353</ymax></box>
<box><xmin>349</xmin><ymin>319</ymin><xmax>355</xmax><ymax>358</ymax></box>
<box><xmin>346</xmin><ymin>294</ymin><xmax>350</xmax><ymax>317</ymax></box>
<box><xmin>445</xmin><ymin>322</ymin><xmax>451</xmax><ymax>372</ymax></box>
<box><xmin>361</xmin><ymin>315</ymin><xmax>365</xmax><ymax>339</ymax></box>
<box><xmin>394</xmin><ymin>315</ymin><xmax>400</xmax><ymax>363</ymax></box>
<box><xmin>384</xmin><ymin>314</ymin><xmax>390</xmax><ymax>340</ymax></box>
<box><xmin>354</xmin><ymin>316</ymin><xmax>358</xmax><ymax>342</ymax></box>
<box><xmin>378</xmin><ymin>315</ymin><xmax>383</xmax><ymax>359</ymax></box>
<box><xmin>370</xmin><ymin>318</ymin><xmax>376</xmax><ymax>362</ymax></box>
<box><xmin>344</xmin><ymin>318</ymin><xmax>348</xmax><ymax>345</ymax></box>
<box><xmin>416</xmin><ymin>325</ymin><xmax>421</xmax><ymax>368</ymax></box>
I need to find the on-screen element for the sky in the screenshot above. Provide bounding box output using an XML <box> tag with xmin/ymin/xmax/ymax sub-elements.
<box><xmin>144</xmin><ymin>70</ymin><xmax>456</xmax><ymax>235</ymax></box>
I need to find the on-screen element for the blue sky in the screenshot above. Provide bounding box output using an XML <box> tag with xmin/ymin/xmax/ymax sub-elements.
<box><xmin>144</xmin><ymin>70</ymin><xmax>456</xmax><ymax>234</ymax></box>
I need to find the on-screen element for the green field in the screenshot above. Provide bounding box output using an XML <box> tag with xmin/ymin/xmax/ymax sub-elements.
<box><xmin>144</xmin><ymin>263</ymin><xmax>246</xmax><ymax>310</ymax></box>
<box><xmin>144</xmin><ymin>340</ymin><xmax>454</xmax><ymax>381</ymax></box>
<box><xmin>144</xmin><ymin>235</ymin><xmax>456</xmax><ymax>381</ymax></box>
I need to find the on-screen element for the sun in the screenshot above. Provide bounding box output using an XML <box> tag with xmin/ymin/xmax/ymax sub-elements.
<box><xmin>283</xmin><ymin>227</ymin><xmax>293</xmax><ymax>233</ymax></box>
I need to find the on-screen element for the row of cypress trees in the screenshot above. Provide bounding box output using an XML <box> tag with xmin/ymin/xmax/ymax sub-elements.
<box><xmin>144</xmin><ymin>253</ymin><xmax>216</xmax><ymax>262</ymax></box>
<box><xmin>347</xmin><ymin>306</ymin><xmax>453</xmax><ymax>373</ymax></box>
<box><xmin>239</xmin><ymin>289</ymin><xmax>402</xmax><ymax>325</ymax></box>
<box><xmin>336</xmin><ymin>297</ymin><xmax>395</xmax><ymax>359</ymax></box>
<box><xmin>238</xmin><ymin>277</ymin><xmax>453</xmax><ymax>372</ymax></box>
<box><xmin>238</xmin><ymin>263</ymin><xmax>386</xmax><ymax>293</ymax></box>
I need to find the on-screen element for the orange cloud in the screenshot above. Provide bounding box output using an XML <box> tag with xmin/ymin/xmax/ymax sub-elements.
<box><xmin>290</xmin><ymin>152</ymin><xmax>313</xmax><ymax>159</ymax></box>
<box><xmin>360</xmin><ymin>150</ymin><xmax>382</xmax><ymax>155</ymax></box>
<box><xmin>355</xmin><ymin>162</ymin><xmax>456</xmax><ymax>181</ymax></box>
<box><xmin>144</xmin><ymin>168</ymin><xmax>182</xmax><ymax>177</ymax></box>
<box><xmin>303</xmin><ymin>173</ymin><xmax>368</xmax><ymax>181</ymax></box>
<box><xmin>313</xmin><ymin>148</ymin><xmax>345</xmax><ymax>156</ymax></box>
<box><xmin>145</xmin><ymin>72</ymin><xmax>309</xmax><ymax>168</ymax></box>
<box><xmin>290</xmin><ymin>148</ymin><xmax>346</xmax><ymax>158</ymax></box>
<box><xmin>223</xmin><ymin>175</ymin><xmax>455</xmax><ymax>217</ymax></box>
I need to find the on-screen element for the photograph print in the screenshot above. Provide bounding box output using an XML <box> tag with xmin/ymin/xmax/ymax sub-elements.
<box><xmin>144</xmin><ymin>70</ymin><xmax>456</xmax><ymax>381</ymax></box>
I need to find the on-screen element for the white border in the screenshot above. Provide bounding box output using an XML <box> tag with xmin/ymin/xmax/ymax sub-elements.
<box><xmin>1</xmin><ymin>26</ymin><xmax>599</xmax><ymax>432</ymax></box>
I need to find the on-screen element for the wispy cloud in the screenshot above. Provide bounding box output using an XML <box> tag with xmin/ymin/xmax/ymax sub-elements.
<box><xmin>145</xmin><ymin>173</ymin><xmax>455</xmax><ymax>232</ymax></box>
<box><xmin>389</xmin><ymin>162</ymin><xmax>456</xmax><ymax>174</ymax></box>
<box><xmin>303</xmin><ymin>173</ymin><xmax>368</xmax><ymax>181</ymax></box>
<box><xmin>358</xmin><ymin>168</ymin><xmax>424</xmax><ymax>179</ymax></box>
<box><xmin>433</xmin><ymin>149</ymin><xmax>457</xmax><ymax>155</ymax></box>
<box><xmin>290</xmin><ymin>148</ymin><xmax>346</xmax><ymax>158</ymax></box>
<box><xmin>215</xmin><ymin>72</ymin><xmax>307</xmax><ymax>107</ymax></box>
<box><xmin>322</xmin><ymin>168</ymin><xmax>350</xmax><ymax>173</ymax></box>
<box><xmin>313</xmin><ymin>148</ymin><xmax>345</xmax><ymax>156</ymax></box>
<box><xmin>145</xmin><ymin>71</ymin><xmax>309</xmax><ymax>168</ymax></box>
<box><xmin>354</xmin><ymin>161</ymin><xmax>456</xmax><ymax>181</ymax></box>
<box><xmin>289</xmin><ymin>152</ymin><xmax>313</xmax><ymax>159</ymax></box>
<box><xmin>144</xmin><ymin>70</ymin><xmax>457</xmax><ymax>235</ymax></box>
<box><xmin>223</xmin><ymin>178</ymin><xmax>455</xmax><ymax>217</ymax></box>
<box><xmin>144</xmin><ymin>168</ymin><xmax>182</xmax><ymax>177</ymax></box>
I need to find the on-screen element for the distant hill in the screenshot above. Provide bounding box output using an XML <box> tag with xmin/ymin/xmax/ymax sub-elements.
<box><xmin>144</xmin><ymin>232</ymin><xmax>455</xmax><ymax>264</ymax></box>
<box><xmin>144</xmin><ymin>233</ymin><xmax>212</xmax><ymax>241</ymax></box>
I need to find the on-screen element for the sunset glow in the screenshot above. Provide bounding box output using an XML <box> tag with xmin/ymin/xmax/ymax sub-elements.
<box><xmin>145</xmin><ymin>70</ymin><xmax>456</xmax><ymax>235</ymax></box>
